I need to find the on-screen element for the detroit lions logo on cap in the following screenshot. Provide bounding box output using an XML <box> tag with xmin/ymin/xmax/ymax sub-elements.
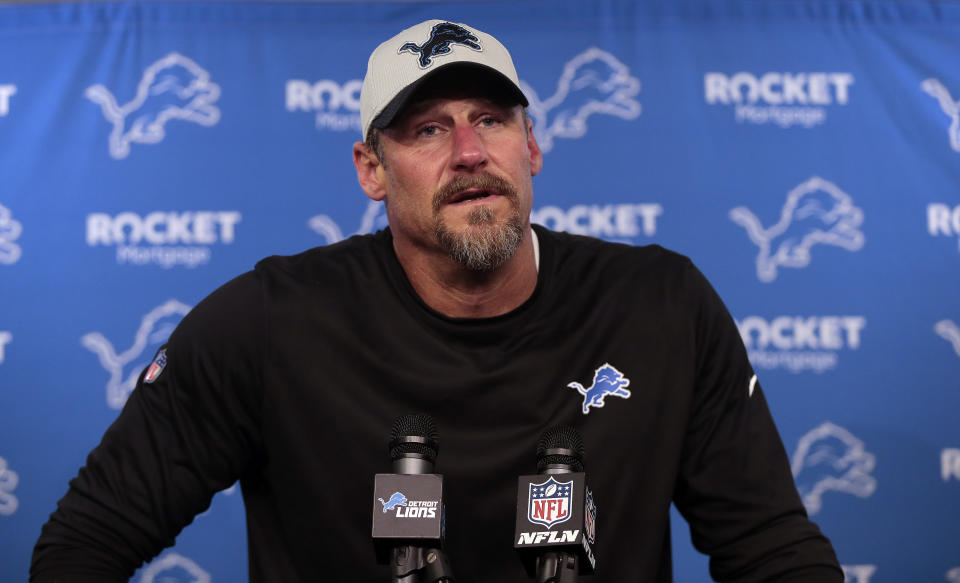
<box><xmin>399</xmin><ymin>22</ymin><xmax>482</xmax><ymax>68</ymax></box>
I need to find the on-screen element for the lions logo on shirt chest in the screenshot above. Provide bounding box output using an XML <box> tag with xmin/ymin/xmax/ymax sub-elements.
<box><xmin>567</xmin><ymin>363</ymin><xmax>632</xmax><ymax>414</ymax></box>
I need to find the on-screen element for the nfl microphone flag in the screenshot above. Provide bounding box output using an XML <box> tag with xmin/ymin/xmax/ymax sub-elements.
<box><xmin>514</xmin><ymin>473</ymin><xmax>597</xmax><ymax>574</ymax></box>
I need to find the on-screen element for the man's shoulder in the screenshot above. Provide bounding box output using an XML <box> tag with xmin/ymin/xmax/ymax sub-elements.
<box><xmin>253</xmin><ymin>230</ymin><xmax>390</xmax><ymax>283</ymax></box>
<box><xmin>163</xmin><ymin>234</ymin><xmax>391</xmax><ymax>346</ymax></box>
<box><xmin>535</xmin><ymin>225</ymin><xmax>693</xmax><ymax>276</ymax></box>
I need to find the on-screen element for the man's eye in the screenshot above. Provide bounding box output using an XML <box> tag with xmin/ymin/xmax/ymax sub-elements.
<box><xmin>480</xmin><ymin>117</ymin><xmax>498</xmax><ymax>127</ymax></box>
<box><xmin>418</xmin><ymin>125</ymin><xmax>439</xmax><ymax>136</ymax></box>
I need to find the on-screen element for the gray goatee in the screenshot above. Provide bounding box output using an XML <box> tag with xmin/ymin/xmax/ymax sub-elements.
<box><xmin>432</xmin><ymin>174</ymin><xmax>525</xmax><ymax>272</ymax></box>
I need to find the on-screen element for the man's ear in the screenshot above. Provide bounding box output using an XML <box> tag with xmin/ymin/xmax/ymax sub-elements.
<box><xmin>526</xmin><ymin>117</ymin><xmax>543</xmax><ymax>177</ymax></box>
<box><xmin>353</xmin><ymin>142</ymin><xmax>387</xmax><ymax>201</ymax></box>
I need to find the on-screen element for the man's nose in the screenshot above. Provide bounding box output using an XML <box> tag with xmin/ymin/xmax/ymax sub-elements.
<box><xmin>450</xmin><ymin>122</ymin><xmax>487</xmax><ymax>171</ymax></box>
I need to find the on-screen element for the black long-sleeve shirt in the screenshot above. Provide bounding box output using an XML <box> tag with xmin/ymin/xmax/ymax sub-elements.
<box><xmin>32</xmin><ymin>226</ymin><xmax>841</xmax><ymax>582</ymax></box>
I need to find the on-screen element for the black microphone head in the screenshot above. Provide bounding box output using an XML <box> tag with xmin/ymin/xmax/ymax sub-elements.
<box><xmin>536</xmin><ymin>425</ymin><xmax>585</xmax><ymax>473</ymax></box>
<box><xmin>389</xmin><ymin>413</ymin><xmax>439</xmax><ymax>463</ymax></box>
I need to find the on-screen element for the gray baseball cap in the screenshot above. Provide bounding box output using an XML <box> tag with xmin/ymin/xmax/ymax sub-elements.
<box><xmin>360</xmin><ymin>19</ymin><xmax>529</xmax><ymax>141</ymax></box>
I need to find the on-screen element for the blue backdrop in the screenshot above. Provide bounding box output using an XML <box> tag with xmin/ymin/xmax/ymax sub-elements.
<box><xmin>1</xmin><ymin>1</ymin><xmax>958</xmax><ymax>582</ymax></box>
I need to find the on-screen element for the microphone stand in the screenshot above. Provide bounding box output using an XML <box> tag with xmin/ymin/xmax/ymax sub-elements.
<box><xmin>385</xmin><ymin>418</ymin><xmax>455</xmax><ymax>583</ymax></box>
<box><xmin>391</xmin><ymin>545</ymin><xmax>455</xmax><ymax>583</ymax></box>
<box><xmin>531</xmin><ymin>429</ymin><xmax>587</xmax><ymax>583</ymax></box>
<box><xmin>535</xmin><ymin>551</ymin><xmax>578</xmax><ymax>583</ymax></box>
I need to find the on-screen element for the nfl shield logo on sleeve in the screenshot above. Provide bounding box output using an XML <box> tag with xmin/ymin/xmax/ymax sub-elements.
<box><xmin>144</xmin><ymin>349</ymin><xmax>167</xmax><ymax>383</ymax></box>
<box><xmin>528</xmin><ymin>476</ymin><xmax>573</xmax><ymax>528</ymax></box>
<box><xmin>584</xmin><ymin>487</ymin><xmax>597</xmax><ymax>543</ymax></box>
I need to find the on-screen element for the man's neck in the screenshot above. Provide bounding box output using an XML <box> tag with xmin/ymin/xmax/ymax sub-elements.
<box><xmin>394</xmin><ymin>229</ymin><xmax>539</xmax><ymax>319</ymax></box>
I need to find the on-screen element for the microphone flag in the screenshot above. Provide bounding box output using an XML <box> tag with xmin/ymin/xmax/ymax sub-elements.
<box><xmin>514</xmin><ymin>472</ymin><xmax>597</xmax><ymax>573</ymax></box>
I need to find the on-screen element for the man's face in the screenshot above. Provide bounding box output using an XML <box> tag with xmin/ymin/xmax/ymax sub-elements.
<box><xmin>361</xmin><ymin>79</ymin><xmax>542</xmax><ymax>271</ymax></box>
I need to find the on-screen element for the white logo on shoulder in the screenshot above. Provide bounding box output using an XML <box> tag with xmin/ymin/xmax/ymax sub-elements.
<box><xmin>842</xmin><ymin>565</ymin><xmax>876</xmax><ymax>583</ymax></box>
<box><xmin>0</xmin><ymin>456</ymin><xmax>18</xmax><ymax>516</ymax></box>
<box><xmin>730</xmin><ymin>177</ymin><xmax>864</xmax><ymax>282</ymax></box>
<box><xmin>138</xmin><ymin>552</ymin><xmax>211</xmax><ymax>583</ymax></box>
<box><xmin>922</xmin><ymin>78</ymin><xmax>960</xmax><ymax>152</ymax></box>
<box><xmin>0</xmin><ymin>203</ymin><xmax>22</xmax><ymax>265</ymax></box>
<box><xmin>935</xmin><ymin>320</ymin><xmax>960</xmax><ymax>357</ymax></box>
<box><xmin>947</xmin><ymin>566</ymin><xmax>960</xmax><ymax>583</ymax></box>
<box><xmin>309</xmin><ymin>200</ymin><xmax>388</xmax><ymax>244</ymax></box>
<box><xmin>519</xmin><ymin>48</ymin><xmax>641</xmax><ymax>153</ymax></box>
<box><xmin>791</xmin><ymin>422</ymin><xmax>876</xmax><ymax>515</ymax></box>
<box><xmin>82</xmin><ymin>300</ymin><xmax>192</xmax><ymax>409</ymax></box>
<box><xmin>86</xmin><ymin>53</ymin><xmax>220</xmax><ymax>159</ymax></box>
<box><xmin>0</xmin><ymin>85</ymin><xmax>15</xmax><ymax>117</ymax></box>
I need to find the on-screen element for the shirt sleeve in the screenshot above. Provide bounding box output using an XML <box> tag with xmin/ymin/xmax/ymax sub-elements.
<box><xmin>30</xmin><ymin>271</ymin><xmax>266</xmax><ymax>582</ymax></box>
<box><xmin>671</xmin><ymin>261</ymin><xmax>843</xmax><ymax>583</ymax></box>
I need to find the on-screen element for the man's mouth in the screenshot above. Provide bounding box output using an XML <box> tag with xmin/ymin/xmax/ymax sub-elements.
<box><xmin>432</xmin><ymin>174</ymin><xmax>516</xmax><ymax>213</ymax></box>
<box><xmin>446</xmin><ymin>188</ymin><xmax>497</xmax><ymax>205</ymax></box>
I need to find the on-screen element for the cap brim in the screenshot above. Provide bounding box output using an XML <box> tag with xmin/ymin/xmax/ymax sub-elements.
<box><xmin>369</xmin><ymin>62</ymin><xmax>529</xmax><ymax>135</ymax></box>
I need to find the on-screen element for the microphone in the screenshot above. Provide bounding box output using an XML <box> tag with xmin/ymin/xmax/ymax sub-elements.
<box><xmin>372</xmin><ymin>414</ymin><xmax>454</xmax><ymax>582</ymax></box>
<box><xmin>391</xmin><ymin>413</ymin><xmax>439</xmax><ymax>474</ymax></box>
<box><xmin>514</xmin><ymin>426</ymin><xmax>597</xmax><ymax>582</ymax></box>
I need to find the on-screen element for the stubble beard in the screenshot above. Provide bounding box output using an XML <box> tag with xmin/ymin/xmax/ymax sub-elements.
<box><xmin>432</xmin><ymin>174</ymin><xmax>525</xmax><ymax>272</ymax></box>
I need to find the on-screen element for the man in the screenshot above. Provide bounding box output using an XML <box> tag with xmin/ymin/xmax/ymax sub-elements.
<box><xmin>32</xmin><ymin>20</ymin><xmax>842</xmax><ymax>582</ymax></box>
